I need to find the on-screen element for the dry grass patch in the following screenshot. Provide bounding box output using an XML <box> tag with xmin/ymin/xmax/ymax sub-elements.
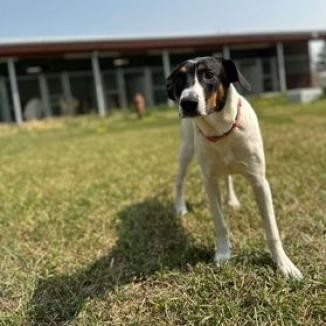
<box><xmin>0</xmin><ymin>100</ymin><xmax>325</xmax><ymax>325</ymax></box>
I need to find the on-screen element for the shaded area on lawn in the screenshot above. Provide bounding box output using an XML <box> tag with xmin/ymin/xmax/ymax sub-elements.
<box><xmin>27</xmin><ymin>198</ymin><xmax>212</xmax><ymax>324</ymax></box>
<box><xmin>1</xmin><ymin>99</ymin><xmax>325</xmax><ymax>324</ymax></box>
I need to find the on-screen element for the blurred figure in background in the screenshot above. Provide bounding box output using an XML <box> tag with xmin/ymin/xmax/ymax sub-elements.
<box><xmin>133</xmin><ymin>93</ymin><xmax>146</xmax><ymax>118</ymax></box>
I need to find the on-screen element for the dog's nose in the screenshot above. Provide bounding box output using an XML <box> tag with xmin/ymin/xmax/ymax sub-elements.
<box><xmin>180</xmin><ymin>98</ymin><xmax>198</xmax><ymax>116</ymax></box>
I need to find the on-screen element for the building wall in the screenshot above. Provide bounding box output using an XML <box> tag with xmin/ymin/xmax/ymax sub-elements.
<box><xmin>284</xmin><ymin>42</ymin><xmax>311</xmax><ymax>88</ymax></box>
<box><xmin>230</xmin><ymin>46</ymin><xmax>279</xmax><ymax>94</ymax></box>
<box><xmin>0</xmin><ymin>40</ymin><xmax>313</xmax><ymax>122</ymax></box>
<box><xmin>0</xmin><ymin>76</ymin><xmax>13</xmax><ymax>122</ymax></box>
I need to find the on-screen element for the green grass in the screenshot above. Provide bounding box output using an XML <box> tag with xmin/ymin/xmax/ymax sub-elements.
<box><xmin>0</xmin><ymin>99</ymin><xmax>325</xmax><ymax>325</ymax></box>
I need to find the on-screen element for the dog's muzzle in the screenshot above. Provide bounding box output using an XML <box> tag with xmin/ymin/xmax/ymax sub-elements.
<box><xmin>179</xmin><ymin>97</ymin><xmax>199</xmax><ymax>118</ymax></box>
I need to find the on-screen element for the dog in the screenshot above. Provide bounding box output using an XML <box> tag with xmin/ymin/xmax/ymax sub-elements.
<box><xmin>166</xmin><ymin>56</ymin><xmax>302</xmax><ymax>279</ymax></box>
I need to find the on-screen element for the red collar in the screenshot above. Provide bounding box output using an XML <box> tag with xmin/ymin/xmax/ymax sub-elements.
<box><xmin>197</xmin><ymin>98</ymin><xmax>242</xmax><ymax>143</ymax></box>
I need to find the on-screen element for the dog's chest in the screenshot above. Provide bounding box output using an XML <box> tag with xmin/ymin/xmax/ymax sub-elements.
<box><xmin>210</xmin><ymin>144</ymin><xmax>233</xmax><ymax>163</ymax></box>
<box><xmin>195</xmin><ymin>135</ymin><xmax>249</xmax><ymax>175</ymax></box>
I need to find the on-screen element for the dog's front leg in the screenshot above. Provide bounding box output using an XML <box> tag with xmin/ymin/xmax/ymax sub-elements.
<box><xmin>203</xmin><ymin>176</ymin><xmax>231</xmax><ymax>263</ymax></box>
<box><xmin>175</xmin><ymin>120</ymin><xmax>194</xmax><ymax>216</ymax></box>
<box><xmin>248</xmin><ymin>175</ymin><xmax>302</xmax><ymax>279</ymax></box>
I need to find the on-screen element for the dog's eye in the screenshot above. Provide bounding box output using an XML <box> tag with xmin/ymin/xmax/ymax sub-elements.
<box><xmin>203</xmin><ymin>71</ymin><xmax>215</xmax><ymax>80</ymax></box>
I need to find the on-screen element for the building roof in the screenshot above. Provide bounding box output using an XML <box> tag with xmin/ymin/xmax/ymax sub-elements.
<box><xmin>0</xmin><ymin>30</ymin><xmax>325</xmax><ymax>58</ymax></box>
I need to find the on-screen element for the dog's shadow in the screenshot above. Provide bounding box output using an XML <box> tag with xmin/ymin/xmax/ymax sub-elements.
<box><xmin>27</xmin><ymin>198</ymin><xmax>212</xmax><ymax>325</ymax></box>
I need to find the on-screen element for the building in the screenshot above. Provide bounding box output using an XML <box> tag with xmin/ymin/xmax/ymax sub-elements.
<box><xmin>0</xmin><ymin>30</ymin><xmax>325</xmax><ymax>123</ymax></box>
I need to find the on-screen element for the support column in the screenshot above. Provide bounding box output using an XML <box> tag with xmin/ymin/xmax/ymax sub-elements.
<box><xmin>276</xmin><ymin>42</ymin><xmax>287</xmax><ymax>93</ymax></box>
<box><xmin>162</xmin><ymin>50</ymin><xmax>173</xmax><ymax>107</ymax></box>
<box><xmin>222</xmin><ymin>45</ymin><xmax>231</xmax><ymax>59</ymax></box>
<box><xmin>61</xmin><ymin>71</ymin><xmax>72</xmax><ymax>98</ymax></box>
<box><xmin>144</xmin><ymin>66</ymin><xmax>154</xmax><ymax>107</ymax></box>
<box><xmin>7</xmin><ymin>58</ymin><xmax>23</xmax><ymax>124</ymax></box>
<box><xmin>162</xmin><ymin>50</ymin><xmax>171</xmax><ymax>79</ymax></box>
<box><xmin>38</xmin><ymin>73</ymin><xmax>52</xmax><ymax>117</ymax></box>
<box><xmin>91</xmin><ymin>52</ymin><xmax>106</xmax><ymax>116</ymax></box>
<box><xmin>307</xmin><ymin>41</ymin><xmax>315</xmax><ymax>87</ymax></box>
<box><xmin>0</xmin><ymin>77</ymin><xmax>11</xmax><ymax>122</ymax></box>
<box><xmin>116</xmin><ymin>68</ymin><xmax>127</xmax><ymax>108</ymax></box>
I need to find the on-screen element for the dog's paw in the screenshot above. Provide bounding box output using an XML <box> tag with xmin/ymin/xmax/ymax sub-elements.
<box><xmin>277</xmin><ymin>257</ymin><xmax>303</xmax><ymax>280</ymax></box>
<box><xmin>214</xmin><ymin>250</ymin><xmax>231</xmax><ymax>265</ymax></box>
<box><xmin>175</xmin><ymin>202</ymin><xmax>188</xmax><ymax>216</ymax></box>
<box><xmin>226</xmin><ymin>197</ymin><xmax>241</xmax><ymax>211</ymax></box>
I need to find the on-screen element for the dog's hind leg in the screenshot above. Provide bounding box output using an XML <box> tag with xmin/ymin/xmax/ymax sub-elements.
<box><xmin>225</xmin><ymin>175</ymin><xmax>241</xmax><ymax>210</ymax></box>
<box><xmin>175</xmin><ymin>120</ymin><xmax>194</xmax><ymax>216</ymax></box>
<box><xmin>248</xmin><ymin>174</ymin><xmax>302</xmax><ymax>279</ymax></box>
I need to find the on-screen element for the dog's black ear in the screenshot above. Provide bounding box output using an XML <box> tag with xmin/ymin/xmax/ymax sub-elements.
<box><xmin>166</xmin><ymin>66</ymin><xmax>179</xmax><ymax>101</ymax></box>
<box><xmin>166</xmin><ymin>71</ymin><xmax>176</xmax><ymax>100</ymax></box>
<box><xmin>166</xmin><ymin>62</ymin><xmax>186</xmax><ymax>100</ymax></box>
<box><xmin>221</xmin><ymin>59</ymin><xmax>251</xmax><ymax>91</ymax></box>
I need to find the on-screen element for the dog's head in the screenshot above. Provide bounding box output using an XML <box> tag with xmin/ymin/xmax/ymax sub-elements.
<box><xmin>166</xmin><ymin>56</ymin><xmax>251</xmax><ymax>118</ymax></box>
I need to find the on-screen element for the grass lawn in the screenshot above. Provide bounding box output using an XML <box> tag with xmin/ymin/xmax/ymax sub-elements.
<box><xmin>0</xmin><ymin>98</ymin><xmax>325</xmax><ymax>325</ymax></box>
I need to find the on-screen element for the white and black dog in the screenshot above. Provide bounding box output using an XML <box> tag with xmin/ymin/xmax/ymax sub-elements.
<box><xmin>167</xmin><ymin>56</ymin><xmax>302</xmax><ymax>279</ymax></box>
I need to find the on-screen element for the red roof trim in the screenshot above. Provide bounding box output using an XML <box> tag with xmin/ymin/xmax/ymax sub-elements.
<box><xmin>0</xmin><ymin>31</ymin><xmax>325</xmax><ymax>58</ymax></box>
